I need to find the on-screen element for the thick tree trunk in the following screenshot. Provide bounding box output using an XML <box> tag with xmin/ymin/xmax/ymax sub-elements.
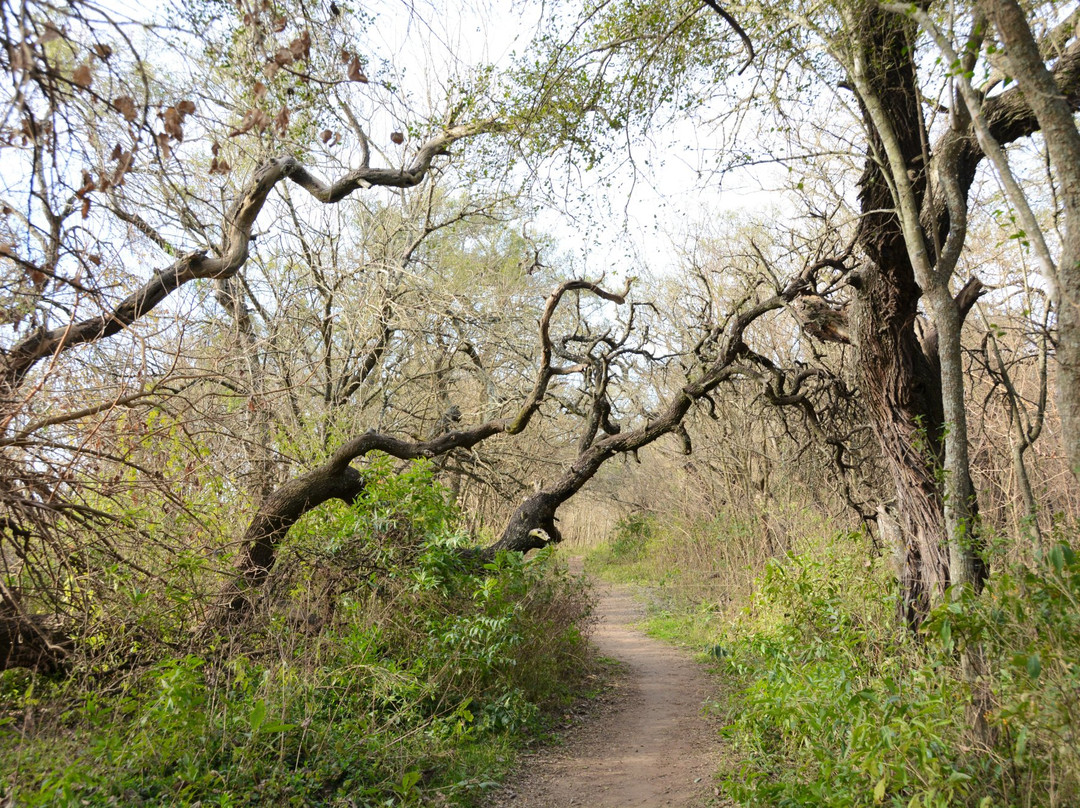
<box><xmin>847</xmin><ymin>6</ymin><xmax>955</xmax><ymax>624</ymax></box>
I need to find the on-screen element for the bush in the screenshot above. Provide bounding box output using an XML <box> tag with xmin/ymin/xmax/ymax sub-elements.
<box><xmin>720</xmin><ymin>532</ymin><xmax>1080</xmax><ymax>808</ymax></box>
<box><xmin>0</xmin><ymin>460</ymin><xmax>593</xmax><ymax>807</ymax></box>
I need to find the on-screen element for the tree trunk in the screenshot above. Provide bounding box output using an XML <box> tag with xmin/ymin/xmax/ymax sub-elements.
<box><xmin>848</xmin><ymin>6</ymin><xmax>954</xmax><ymax>624</ymax></box>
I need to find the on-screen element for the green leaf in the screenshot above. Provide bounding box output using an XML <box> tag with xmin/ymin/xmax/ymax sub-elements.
<box><xmin>1049</xmin><ymin>545</ymin><xmax>1064</xmax><ymax>573</ymax></box>
<box><xmin>873</xmin><ymin>776</ymin><xmax>887</xmax><ymax>803</ymax></box>
<box><xmin>1026</xmin><ymin>654</ymin><xmax>1041</xmax><ymax>680</ymax></box>
<box><xmin>1015</xmin><ymin>726</ymin><xmax>1028</xmax><ymax>764</ymax></box>
<box><xmin>249</xmin><ymin>699</ymin><xmax>267</xmax><ymax>733</ymax></box>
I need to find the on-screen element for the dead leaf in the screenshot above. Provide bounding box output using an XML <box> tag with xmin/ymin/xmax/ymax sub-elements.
<box><xmin>39</xmin><ymin>24</ymin><xmax>62</xmax><ymax>44</ymax></box>
<box><xmin>229</xmin><ymin>110</ymin><xmax>256</xmax><ymax>137</ymax></box>
<box><xmin>163</xmin><ymin>105</ymin><xmax>184</xmax><ymax>141</ymax></box>
<box><xmin>31</xmin><ymin>268</ymin><xmax>47</xmax><ymax>289</ymax></box>
<box><xmin>76</xmin><ymin>169</ymin><xmax>96</xmax><ymax>197</ymax></box>
<box><xmin>263</xmin><ymin>60</ymin><xmax>280</xmax><ymax>79</ymax></box>
<box><xmin>87</xmin><ymin>253</ymin><xmax>102</xmax><ymax>266</ymax></box>
<box><xmin>81</xmin><ymin>197</ymin><xmax>91</xmax><ymax>219</ymax></box>
<box><xmin>273</xmin><ymin>47</ymin><xmax>294</xmax><ymax>66</ymax></box>
<box><xmin>211</xmin><ymin>141</ymin><xmax>220</xmax><ymax>156</ymax></box>
<box><xmin>113</xmin><ymin>95</ymin><xmax>137</xmax><ymax>122</ymax></box>
<box><xmin>156</xmin><ymin>132</ymin><xmax>171</xmax><ymax>160</ymax></box>
<box><xmin>253</xmin><ymin>81</ymin><xmax>267</xmax><ymax>101</ymax></box>
<box><xmin>347</xmin><ymin>56</ymin><xmax>367</xmax><ymax>83</ymax></box>
<box><xmin>110</xmin><ymin>143</ymin><xmax>123</xmax><ymax>161</ymax></box>
<box><xmin>274</xmin><ymin>105</ymin><xmax>289</xmax><ymax>135</ymax></box>
<box><xmin>288</xmin><ymin>30</ymin><xmax>310</xmax><ymax>61</ymax></box>
<box><xmin>272</xmin><ymin>15</ymin><xmax>287</xmax><ymax>32</ymax></box>
<box><xmin>390</xmin><ymin>131</ymin><xmax>404</xmax><ymax>145</ymax></box>
<box><xmin>72</xmin><ymin>63</ymin><xmax>92</xmax><ymax>89</ymax></box>
<box><xmin>340</xmin><ymin>48</ymin><xmax>352</xmax><ymax>64</ymax></box>
<box><xmin>92</xmin><ymin>43</ymin><xmax>113</xmax><ymax>61</ymax></box>
<box><xmin>320</xmin><ymin>129</ymin><xmax>333</xmax><ymax>143</ymax></box>
<box><xmin>177</xmin><ymin>99</ymin><xmax>196</xmax><ymax>115</ymax></box>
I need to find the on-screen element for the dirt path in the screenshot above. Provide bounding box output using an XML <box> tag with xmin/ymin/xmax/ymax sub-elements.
<box><xmin>489</xmin><ymin>569</ymin><xmax>726</xmax><ymax>807</ymax></box>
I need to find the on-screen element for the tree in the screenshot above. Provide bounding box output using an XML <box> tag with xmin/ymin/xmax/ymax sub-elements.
<box><xmin>510</xmin><ymin>0</ymin><xmax>1080</xmax><ymax>623</ymax></box>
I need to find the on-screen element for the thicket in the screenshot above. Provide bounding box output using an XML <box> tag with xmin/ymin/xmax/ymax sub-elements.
<box><xmin>1</xmin><ymin>461</ymin><xmax>593</xmax><ymax>807</ymax></box>
<box><xmin>590</xmin><ymin>512</ymin><xmax>1079</xmax><ymax>807</ymax></box>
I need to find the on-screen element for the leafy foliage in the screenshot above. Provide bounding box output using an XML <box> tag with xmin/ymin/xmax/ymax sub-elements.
<box><xmin>1</xmin><ymin>463</ymin><xmax>593</xmax><ymax>806</ymax></box>
<box><xmin>719</xmin><ymin>535</ymin><xmax>1080</xmax><ymax>807</ymax></box>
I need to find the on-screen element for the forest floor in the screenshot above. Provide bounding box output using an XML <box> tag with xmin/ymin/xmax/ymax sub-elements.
<box><xmin>486</xmin><ymin>561</ymin><xmax>731</xmax><ymax>807</ymax></box>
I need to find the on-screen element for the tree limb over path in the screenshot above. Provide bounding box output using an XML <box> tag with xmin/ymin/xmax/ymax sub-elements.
<box><xmin>213</xmin><ymin>279</ymin><xmax>628</xmax><ymax>624</ymax></box>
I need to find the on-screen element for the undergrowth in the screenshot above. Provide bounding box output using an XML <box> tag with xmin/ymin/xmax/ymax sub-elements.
<box><xmin>590</xmin><ymin>512</ymin><xmax>1080</xmax><ymax>807</ymax></box>
<box><xmin>1</xmin><ymin>460</ymin><xmax>594</xmax><ymax>807</ymax></box>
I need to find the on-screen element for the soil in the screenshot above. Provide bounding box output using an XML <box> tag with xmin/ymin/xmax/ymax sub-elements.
<box><xmin>487</xmin><ymin>565</ymin><xmax>729</xmax><ymax>807</ymax></box>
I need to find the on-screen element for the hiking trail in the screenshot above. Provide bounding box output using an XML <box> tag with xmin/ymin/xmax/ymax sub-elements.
<box><xmin>489</xmin><ymin>564</ymin><xmax>729</xmax><ymax>807</ymax></box>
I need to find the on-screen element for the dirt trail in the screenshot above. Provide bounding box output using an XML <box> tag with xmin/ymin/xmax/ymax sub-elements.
<box><xmin>489</xmin><ymin>566</ymin><xmax>725</xmax><ymax>807</ymax></box>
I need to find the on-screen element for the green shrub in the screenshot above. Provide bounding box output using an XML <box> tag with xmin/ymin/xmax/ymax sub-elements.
<box><xmin>0</xmin><ymin>460</ymin><xmax>593</xmax><ymax>807</ymax></box>
<box><xmin>607</xmin><ymin>512</ymin><xmax>655</xmax><ymax>561</ymax></box>
<box><xmin>720</xmin><ymin>533</ymin><xmax>1080</xmax><ymax>808</ymax></box>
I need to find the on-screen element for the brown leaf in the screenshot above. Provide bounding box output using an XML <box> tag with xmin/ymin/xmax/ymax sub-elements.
<box><xmin>87</xmin><ymin>253</ymin><xmax>102</xmax><ymax>266</ymax></box>
<box><xmin>274</xmin><ymin>105</ymin><xmax>289</xmax><ymax>135</ymax></box>
<box><xmin>320</xmin><ymin>129</ymin><xmax>333</xmax><ymax>143</ymax></box>
<box><xmin>253</xmin><ymin>81</ymin><xmax>268</xmax><ymax>101</ymax></box>
<box><xmin>177</xmin><ymin>99</ymin><xmax>196</xmax><ymax>116</ymax></box>
<box><xmin>288</xmin><ymin>30</ymin><xmax>311</xmax><ymax>61</ymax></box>
<box><xmin>81</xmin><ymin>197</ymin><xmax>91</xmax><ymax>219</ymax></box>
<box><xmin>92</xmin><ymin>43</ymin><xmax>113</xmax><ymax>61</ymax></box>
<box><xmin>72</xmin><ymin>63</ymin><xmax>92</xmax><ymax>89</ymax></box>
<box><xmin>273</xmin><ymin>47</ymin><xmax>294</xmax><ymax>66</ymax></box>
<box><xmin>30</xmin><ymin>269</ymin><xmax>47</xmax><ymax>290</ymax></box>
<box><xmin>211</xmin><ymin>141</ymin><xmax>220</xmax><ymax>156</ymax></box>
<box><xmin>253</xmin><ymin>109</ymin><xmax>271</xmax><ymax>132</ymax></box>
<box><xmin>229</xmin><ymin>110</ymin><xmax>257</xmax><ymax>137</ymax></box>
<box><xmin>272</xmin><ymin>15</ymin><xmax>287</xmax><ymax>32</ymax></box>
<box><xmin>39</xmin><ymin>24</ymin><xmax>62</xmax><ymax>44</ymax></box>
<box><xmin>76</xmin><ymin>169</ymin><xmax>96</xmax><ymax>198</ymax></box>
<box><xmin>340</xmin><ymin>48</ymin><xmax>352</xmax><ymax>64</ymax></box>
<box><xmin>390</xmin><ymin>131</ymin><xmax>404</xmax><ymax>145</ymax></box>
<box><xmin>0</xmin><ymin>243</ymin><xmax>14</xmax><ymax>257</ymax></box>
<box><xmin>163</xmin><ymin>106</ymin><xmax>184</xmax><ymax>141</ymax></box>
<box><xmin>263</xmin><ymin>60</ymin><xmax>280</xmax><ymax>79</ymax></box>
<box><xmin>347</xmin><ymin>56</ymin><xmax>367</xmax><ymax>83</ymax></box>
<box><xmin>113</xmin><ymin>95</ymin><xmax>137</xmax><ymax>122</ymax></box>
<box><xmin>110</xmin><ymin>143</ymin><xmax>124</xmax><ymax>161</ymax></box>
<box><xmin>156</xmin><ymin>132</ymin><xmax>171</xmax><ymax>161</ymax></box>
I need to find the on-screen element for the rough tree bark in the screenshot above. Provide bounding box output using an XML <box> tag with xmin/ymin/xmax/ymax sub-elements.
<box><xmin>842</xmin><ymin>4</ymin><xmax>1080</xmax><ymax>624</ymax></box>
